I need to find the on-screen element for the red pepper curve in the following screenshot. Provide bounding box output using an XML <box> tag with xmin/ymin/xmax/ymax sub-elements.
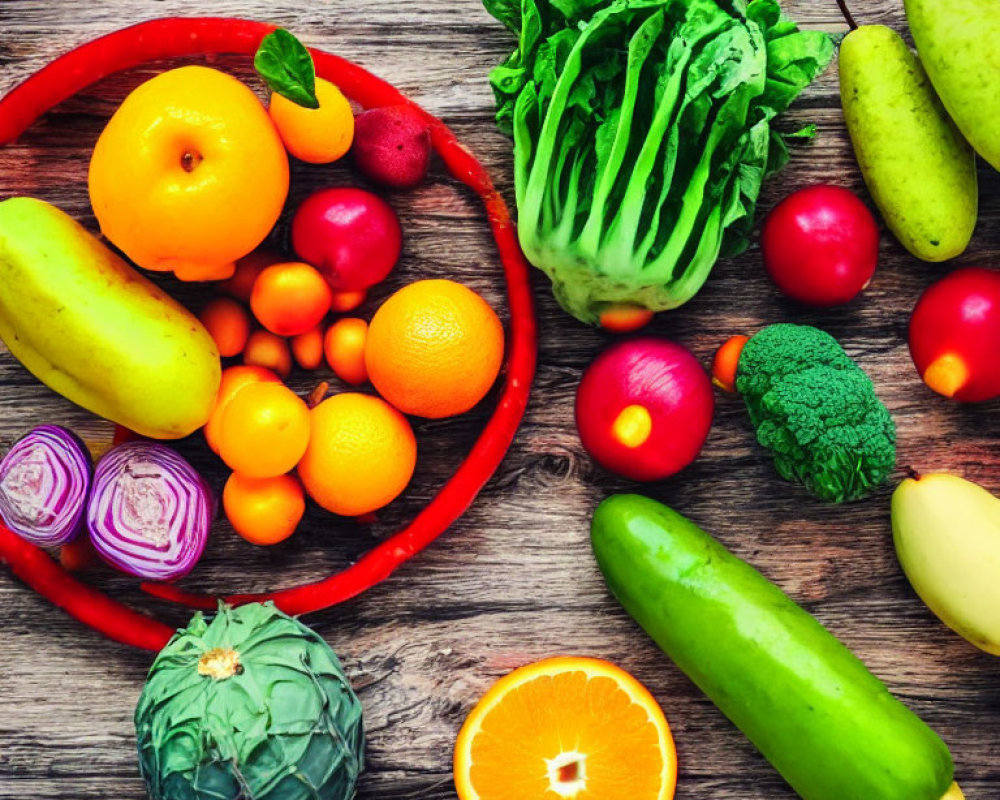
<box><xmin>0</xmin><ymin>523</ymin><xmax>176</xmax><ymax>651</ymax></box>
<box><xmin>0</xmin><ymin>17</ymin><xmax>537</xmax><ymax>644</ymax></box>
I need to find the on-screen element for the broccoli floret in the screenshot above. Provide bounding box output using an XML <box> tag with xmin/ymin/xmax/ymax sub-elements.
<box><xmin>735</xmin><ymin>324</ymin><xmax>896</xmax><ymax>503</ymax></box>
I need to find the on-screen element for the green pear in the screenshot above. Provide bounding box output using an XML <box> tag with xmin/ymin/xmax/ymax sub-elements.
<box><xmin>905</xmin><ymin>0</ymin><xmax>1000</xmax><ymax>171</ymax></box>
<box><xmin>840</xmin><ymin>25</ymin><xmax>977</xmax><ymax>262</ymax></box>
<box><xmin>892</xmin><ymin>473</ymin><xmax>1000</xmax><ymax>655</ymax></box>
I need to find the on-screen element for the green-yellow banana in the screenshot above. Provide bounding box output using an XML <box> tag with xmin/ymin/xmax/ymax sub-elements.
<box><xmin>0</xmin><ymin>197</ymin><xmax>220</xmax><ymax>439</ymax></box>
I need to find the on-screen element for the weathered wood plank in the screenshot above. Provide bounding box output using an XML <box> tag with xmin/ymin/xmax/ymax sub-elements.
<box><xmin>1</xmin><ymin>0</ymin><xmax>999</xmax><ymax>798</ymax></box>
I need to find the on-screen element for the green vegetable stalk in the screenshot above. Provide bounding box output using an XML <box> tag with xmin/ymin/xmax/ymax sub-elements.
<box><xmin>735</xmin><ymin>323</ymin><xmax>896</xmax><ymax>502</ymax></box>
<box><xmin>135</xmin><ymin>602</ymin><xmax>364</xmax><ymax>800</ymax></box>
<box><xmin>484</xmin><ymin>0</ymin><xmax>834</xmax><ymax>324</ymax></box>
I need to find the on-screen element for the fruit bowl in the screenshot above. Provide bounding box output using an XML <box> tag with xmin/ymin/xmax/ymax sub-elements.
<box><xmin>0</xmin><ymin>18</ymin><xmax>537</xmax><ymax>649</ymax></box>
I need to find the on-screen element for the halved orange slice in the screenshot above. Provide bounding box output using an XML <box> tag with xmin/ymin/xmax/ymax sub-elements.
<box><xmin>454</xmin><ymin>656</ymin><xmax>677</xmax><ymax>800</ymax></box>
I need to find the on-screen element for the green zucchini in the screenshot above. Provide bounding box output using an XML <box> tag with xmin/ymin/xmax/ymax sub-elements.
<box><xmin>591</xmin><ymin>493</ymin><xmax>960</xmax><ymax>800</ymax></box>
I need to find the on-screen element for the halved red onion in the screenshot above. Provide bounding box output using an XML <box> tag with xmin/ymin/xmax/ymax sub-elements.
<box><xmin>87</xmin><ymin>442</ymin><xmax>213</xmax><ymax>581</ymax></box>
<box><xmin>0</xmin><ymin>425</ymin><xmax>92</xmax><ymax>547</ymax></box>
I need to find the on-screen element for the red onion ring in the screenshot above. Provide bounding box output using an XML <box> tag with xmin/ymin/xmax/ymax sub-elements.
<box><xmin>0</xmin><ymin>425</ymin><xmax>92</xmax><ymax>547</ymax></box>
<box><xmin>87</xmin><ymin>442</ymin><xmax>213</xmax><ymax>581</ymax></box>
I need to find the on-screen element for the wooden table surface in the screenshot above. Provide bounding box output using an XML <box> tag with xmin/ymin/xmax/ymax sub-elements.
<box><xmin>1</xmin><ymin>1</ymin><xmax>999</xmax><ymax>798</ymax></box>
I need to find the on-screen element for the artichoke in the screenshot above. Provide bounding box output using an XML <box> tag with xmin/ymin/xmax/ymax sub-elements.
<box><xmin>135</xmin><ymin>602</ymin><xmax>364</xmax><ymax>800</ymax></box>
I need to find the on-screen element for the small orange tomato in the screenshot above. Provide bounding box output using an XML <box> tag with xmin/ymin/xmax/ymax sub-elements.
<box><xmin>325</xmin><ymin>318</ymin><xmax>368</xmax><ymax>385</ymax></box>
<box><xmin>251</xmin><ymin>261</ymin><xmax>333</xmax><ymax>337</ymax></box>
<box><xmin>243</xmin><ymin>330</ymin><xmax>293</xmax><ymax>378</ymax></box>
<box><xmin>291</xmin><ymin>325</ymin><xmax>325</xmax><ymax>370</ymax></box>
<box><xmin>711</xmin><ymin>335</ymin><xmax>749</xmax><ymax>394</ymax></box>
<box><xmin>204</xmin><ymin>364</ymin><xmax>282</xmax><ymax>454</ymax></box>
<box><xmin>198</xmin><ymin>297</ymin><xmax>251</xmax><ymax>357</ymax></box>
<box><xmin>218</xmin><ymin>382</ymin><xmax>311</xmax><ymax>478</ymax></box>
<box><xmin>329</xmin><ymin>289</ymin><xmax>367</xmax><ymax>313</ymax></box>
<box><xmin>223</xmin><ymin>472</ymin><xmax>305</xmax><ymax>546</ymax></box>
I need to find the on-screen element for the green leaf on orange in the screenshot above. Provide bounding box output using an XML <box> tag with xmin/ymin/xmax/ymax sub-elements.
<box><xmin>254</xmin><ymin>28</ymin><xmax>320</xmax><ymax>109</ymax></box>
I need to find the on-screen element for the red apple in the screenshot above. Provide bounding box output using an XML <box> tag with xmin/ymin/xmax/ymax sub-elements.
<box><xmin>909</xmin><ymin>267</ymin><xmax>1000</xmax><ymax>402</ymax></box>
<box><xmin>291</xmin><ymin>187</ymin><xmax>402</xmax><ymax>292</ymax></box>
<box><xmin>575</xmin><ymin>338</ymin><xmax>714</xmax><ymax>481</ymax></box>
<box><xmin>761</xmin><ymin>185</ymin><xmax>879</xmax><ymax>307</ymax></box>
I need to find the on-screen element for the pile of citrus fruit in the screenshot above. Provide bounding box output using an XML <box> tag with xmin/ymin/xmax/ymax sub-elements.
<box><xmin>202</xmin><ymin>275</ymin><xmax>504</xmax><ymax>546</ymax></box>
<box><xmin>85</xmin><ymin>44</ymin><xmax>505</xmax><ymax>547</ymax></box>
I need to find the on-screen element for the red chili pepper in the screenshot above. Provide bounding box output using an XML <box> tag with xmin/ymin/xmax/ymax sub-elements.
<box><xmin>0</xmin><ymin>523</ymin><xmax>175</xmax><ymax>651</ymax></box>
<box><xmin>0</xmin><ymin>18</ymin><xmax>537</xmax><ymax>638</ymax></box>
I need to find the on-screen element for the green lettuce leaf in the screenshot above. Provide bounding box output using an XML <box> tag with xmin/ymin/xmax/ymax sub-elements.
<box><xmin>485</xmin><ymin>0</ymin><xmax>833</xmax><ymax>324</ymax></box>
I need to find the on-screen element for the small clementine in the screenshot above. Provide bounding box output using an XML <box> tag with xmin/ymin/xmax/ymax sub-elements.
<box><xmin>269</xmin><ymin>78</ymin><xmax>355</xmax><ymax>164</ymax></box>
<box><xmin>218</xmin><ymin>382</ymin><xmax>311</xmax><ymax>479</ymax></box>
<box><xmin>291</xmin><ymin>325</ymin><xmax>326</xmax><ymax>371</ymax></box>
<box><xmin>204</xmin><ymin>364</ymin><xmax>282</xmax><ymax>455</ymax></box>
<box><xmin>198</xmin><ymin>297</ymin><xmax>251</xmax><ymax>357</ymax></box>
<box><xmin>220</xmin><ymin>249</ymin><xmax>284</xmax><ymax>301</ymax></box>
<box><xmin>223</xmin><ymin>472</ymin><xmax>305</xmax><ymax>546</ymax></box>
<box><xmin>297</xmin><ymin>393</ymin><xmax>416</xmax><ymax>517</ymax></box>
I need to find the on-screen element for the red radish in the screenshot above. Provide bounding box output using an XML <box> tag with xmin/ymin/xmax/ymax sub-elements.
<box><xmin>353</xmin><ymin>105</ymin><xmax>432</xmax><ymax>188</ymax></box>
<box><xmin>909</xmin><ymin>267</ymin><xmax>1000</xmax><ymax>402</ymax></box>
<box><xmin>761</xmin><ymin>185</ymin><xmax>878</xmax><ymax>307</ymax></box>
<box><xmin>575</xmin><ymin>338</ymin><xmax>714</xmax><ymax>481</ymax></box>
<box><xmin>291</xmin><ymin>187</ymin><xmax>402</xmax><ymax>292</ymax></box>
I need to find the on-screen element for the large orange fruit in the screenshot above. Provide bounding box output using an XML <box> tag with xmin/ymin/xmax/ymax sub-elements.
<box><xmin>297</xmin><ymin>393</ymin><xmax>417</xmax><ymax>517</ymax></box>
<box><xmin>454</xmin><ymin>657</ymin><xmax>677</xmax><ymax>800</ymax></box>
<box><xmin>89</xmin><ymin>66</ymin><xmax>289</xmax><ymax>281</ymax></box>
<box><xmin>365</xmin><ymin>279</ymin><xmax>504</xmax><ymax>419</ymax></box>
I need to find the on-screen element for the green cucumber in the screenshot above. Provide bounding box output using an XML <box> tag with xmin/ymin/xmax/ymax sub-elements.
<box><xmin>591</xmin><ymin>493</ymin><xmax>957</xmax><ymax>800</ymax></box>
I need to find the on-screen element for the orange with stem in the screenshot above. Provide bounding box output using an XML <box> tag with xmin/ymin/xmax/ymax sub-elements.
<box><xmin>298</xmin><ymin>393</ymin><xmax>416</xmax><ymax>516</ymax></box>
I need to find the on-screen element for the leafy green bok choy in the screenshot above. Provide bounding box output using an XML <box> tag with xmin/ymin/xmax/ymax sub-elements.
<box><xmin>485</xmin><ymin>0</ymin><xmax>834</xmax><ymax>324</ymax></box>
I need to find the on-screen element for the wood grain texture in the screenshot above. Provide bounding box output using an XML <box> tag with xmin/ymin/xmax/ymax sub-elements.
<box><xmin>1</xmin><ymin>1</ymin><xmax>999</xmax><ymax>798</ymax></box>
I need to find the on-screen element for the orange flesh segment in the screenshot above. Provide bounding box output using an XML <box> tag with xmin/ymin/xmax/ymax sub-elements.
<box><xmin>612</xmin><ymin>405</ymin><xmax>653</xmax><ymax>448</ymax></box>
<box><xmin>922</xmin><ymin>353</ymin><xmax>969</xmax><ymax>398</ymax></box>
<box><xmin>455</xmin><ymin>657</ymin><xmax>676</xmax><ymax>800</ymax></box>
